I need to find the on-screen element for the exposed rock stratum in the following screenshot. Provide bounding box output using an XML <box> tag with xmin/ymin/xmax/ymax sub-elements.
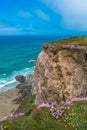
<box><xmin>34</xmin><ymin>37</ymin><xmax>87</xmax><ymax>105</ymax></box>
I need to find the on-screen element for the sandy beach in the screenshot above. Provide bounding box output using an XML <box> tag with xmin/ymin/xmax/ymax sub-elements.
<box><xmin>0</xmin><ymin>88</ymin><xmax>20</xmax><ymax>120</ymax></box>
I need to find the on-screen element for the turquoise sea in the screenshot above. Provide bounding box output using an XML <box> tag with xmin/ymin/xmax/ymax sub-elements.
<box><xmin>0</xmin><ymin>35</ymin><xmax>68</xmax><ymax>92</ymax></box>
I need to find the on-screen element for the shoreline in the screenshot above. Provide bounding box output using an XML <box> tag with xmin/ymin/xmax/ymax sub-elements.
<box><xmin>0</xmin><ymin>88</ymin><xmax>20</xmax><ymax>120</ymax></box>
<box><xmin>0</xmin><ymin>66</ymin><xmax>35</xmax><ymax>93</ymax></box>
<box><xmin>0</xmin><ymin>74</ymin><xmax>34</xmax><ymax>120</ymax></box>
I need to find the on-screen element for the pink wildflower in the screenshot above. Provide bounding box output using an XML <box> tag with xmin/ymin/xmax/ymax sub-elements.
<box><xmin>0</xmin><ymin>113</ymin><xmax>25</xmax><ymax>122</ymax></box>
<box><xmin>0</xmin><ymin>116</ymin><xmax>8</xmax><ymax>122</ymax></box>
<box><xmin>18</xmin><ymin>113</ymin><xmax>25</xmax><ymax>117</ymax></box>
<box><xmin>37</xmin><ymin>103</ymin><xmax>50</xmax><ymax>109</ymax></box>
<box><xmin>72</xmin><ymin>97</ymin><xmax>87</xmax><ymax>102</ymax></box>
<box><xmin>9</xmin><ymin>114</ymin><xmax>14</xmax><ymax>118</ymax></box>
<box><xmin>64</xmin><ymin>101</ymin><xmax>73</xmax><ymax>106</ymax></box>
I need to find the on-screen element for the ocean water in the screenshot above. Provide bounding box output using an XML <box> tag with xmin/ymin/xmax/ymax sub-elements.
<box><xmin>0</xmin><ymin>35</ymin><xmax>67</xmax><ymax>93</ymax></box>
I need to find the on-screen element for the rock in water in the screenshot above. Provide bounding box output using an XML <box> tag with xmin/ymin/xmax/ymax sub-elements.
<box><xmin>34</xmin><ymin>37</ymin><xmax>87</xmax><ymax>105</ymax></box>
<box><xmin>15</xmin><ymin>75</ymin><xmax>26</xmax><ymax>83</ymax></box>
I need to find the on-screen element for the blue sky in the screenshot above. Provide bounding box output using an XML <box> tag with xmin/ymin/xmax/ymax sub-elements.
<box><xmin>0</xmin><ymin>0</ymin><xmax>87</xmax><ymax>35</ymax></box>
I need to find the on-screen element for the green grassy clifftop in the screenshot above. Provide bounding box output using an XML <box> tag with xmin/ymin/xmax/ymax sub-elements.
<box><xmin>43</xmin><ymin>36</ymin><xmax>87</xmax><ymax>54</ymax></box>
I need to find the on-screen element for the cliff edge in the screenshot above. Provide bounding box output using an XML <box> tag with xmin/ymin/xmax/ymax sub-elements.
<box><xmin>34</xmin><ymin>36</ymin><xmax>87</xmax><ymax>105</ymax></box>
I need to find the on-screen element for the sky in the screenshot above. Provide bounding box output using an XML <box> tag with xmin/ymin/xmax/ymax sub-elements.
<box><xmin>0</xmin><ymin>0</ymin><xmax>87</xmax><ymax>35</ymax></box>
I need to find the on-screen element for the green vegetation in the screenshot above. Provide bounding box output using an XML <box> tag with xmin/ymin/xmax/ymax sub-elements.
<box><xmin>48</xmin><ymin>36</ymin><xmax>87</xmax><ymax>54</ymax></box>
<box><xmin>15</xmin><ymin>95</ymin><xmax>35</xmax><ymax>115</ymax></box>
<box><xmin>0</xmin><ymin>96</ymin><xmax>87</xmax><ymax>130</ymax></box>
<box><xmin>53</xmin><ymin>36</ymin><xmax>87</xmax><ymax>48</ymax></box>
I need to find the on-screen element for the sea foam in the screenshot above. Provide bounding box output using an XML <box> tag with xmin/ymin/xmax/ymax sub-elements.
<box><xmin>0</xmin><ymin>66</ymin><xmax>35</xmax><ymax>93</ymax></box>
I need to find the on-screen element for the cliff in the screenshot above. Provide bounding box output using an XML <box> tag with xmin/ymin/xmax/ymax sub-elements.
<box><xmin>34</xmin><ymin>36</ymin><xmax>87</xmax><ymax>105</ymax></box>
<box><xmin>1</xmin><ymin>37</ymin><xmax>87</xmax><ymax>130</ymax></box>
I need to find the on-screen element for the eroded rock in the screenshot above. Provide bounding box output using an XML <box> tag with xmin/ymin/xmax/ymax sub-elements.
<box><xmin>15</xmin><ymin>74</ymin><xmax>34</xmax><ymax>103</ymax></box>
<box><xmin>34</xmin><ymin>41</ymin><xmax>87</xmax><ymax>105</ymax></box>
<box><xmin>15</xmin><ymin>75</ymin><xmax>26</xmax><ymax>83</ymax></box>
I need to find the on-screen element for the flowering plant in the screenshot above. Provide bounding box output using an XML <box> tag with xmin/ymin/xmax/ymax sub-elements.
<box><xmin>38</xmin><ymin>102</ymin><xmax>64</xmax><ymax>119</ymax></box>
<box><xmin>0</xmin><ymin>113</ymin><xmax>25</xmax><ymax>122</ymax></box>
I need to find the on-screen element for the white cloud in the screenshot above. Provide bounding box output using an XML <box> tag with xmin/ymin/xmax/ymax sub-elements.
<box><xmin>0</xmin><ymin>23</ymin><xmax>16</xmax><ymax>32</ymax></box>
<box><xmin>40</xmin><ymin>0</ymin><xmax>87</xmax><ymax>31</ymax></box>
<box><xmin>18</xmin><ymin>10</ymin><xmax>32</xmax><ymax>18</ymax></box>
<box><xmin>0</xmin><ymin>27</ymin><xmax>17</xmax><ymax>31</ymax></box>
<box><xmin>0</xmin><ymin>22</ymin><xmax>7</xmax><ymax>28</ymax></box>
<box><xmin>35</xmin><ymin>9</ymin><xmax>49</xmax><ymax>21</ymax></box>
<box><xmin>0</xmin><ymin>22</ymin><xmax>33</xmax><ymax>34</ymax></box>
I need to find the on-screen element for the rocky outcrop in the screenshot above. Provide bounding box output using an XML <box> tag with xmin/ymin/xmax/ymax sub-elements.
<box><xmin>34</xmin><ymin>37</ymin><xmax>87</xmax><ymax>105</ymax></box>
<box><xmin>15</xmin><ymin>74</ymin><xmax>34</xmax><ymax>103</ymax></box>
<box><xmin>15</xmin><ymin>75</ymin><xmax>26</xmax><ymax>83</ymax></box>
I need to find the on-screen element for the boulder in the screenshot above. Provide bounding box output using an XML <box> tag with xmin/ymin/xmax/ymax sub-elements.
<box><xmin>15</xmin><ymin>75</ymin><xmax>26</xmax><ymax>83</ymax></box>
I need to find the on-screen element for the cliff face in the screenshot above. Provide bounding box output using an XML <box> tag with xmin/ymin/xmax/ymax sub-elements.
<box><xmin>34</xmin><ymin>37</ymin><xmax>87</xmax><ymax>105</ymax></box>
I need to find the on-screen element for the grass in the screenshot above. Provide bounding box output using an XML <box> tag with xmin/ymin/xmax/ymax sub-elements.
<box><xmin>52</xmin><ymin>36</ymin><xmax>87</xmax><ymax>48</ymax></box>
<box><xmin>63</xmin><ymin>101</ymin><xmax>87</xmax><ymax>129</ymax></box>
<box><xmin>15</xmin><ymin>95</ymin><xmax>36</xmax><ymax>115</ymax></box>
<box><xmin>0</xmin><ymin>96</ymin><xmax>87</xmax><ymax>130</ymax></box>
<box><xmin>45</xmin><ymin>36</ymin><xmax>87</xmax><ymax>54</ymax></box>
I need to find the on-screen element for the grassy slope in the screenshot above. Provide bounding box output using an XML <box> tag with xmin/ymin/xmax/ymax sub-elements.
<box><xmin>0</xmin><ymin>97</ymin><xmax>87</xmax><ymax>130</ymax></box>
<box><xmin>47</xmin><ymin>36</ymin><xmax>87</xmax><ymax>55</ymax></box>
<box><xmin>15</xmin><ymin>95</ymin><xmax>35</xmax><ymax>115</ymax></box>
<box><xmin>51</xmin><ymin>36</ymin><xmax>87</xmax><ymax>49</ymax></box>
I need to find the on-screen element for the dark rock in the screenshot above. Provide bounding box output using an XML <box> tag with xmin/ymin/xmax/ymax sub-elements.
<box><xmin>11</xmin><ymin>109</ymin><xmax>15</xmax><ymax>113</ymax></box>
<box><xmin>43</xmin><ymin>44</ymin><xmax>48</xmax><ymax>50</ymax></box>
<box><xmin>15</xmin><ymin>75</ymin><xmax>26</xmax><ymax>83</ymax></box>
<box><xmin>15</xmin><ymin>74</ymin><xmax>34</xmax><ymax>103</ymax></box>
<box><xmin>13</xmin><ymin>97</ymin><xmax>23</xmax><ymax>104</ymax></box>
